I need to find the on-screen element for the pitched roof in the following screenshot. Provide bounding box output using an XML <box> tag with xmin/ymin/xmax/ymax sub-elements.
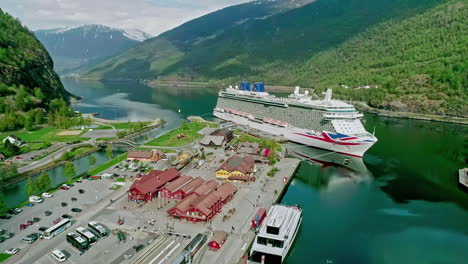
<box><xmin>210</xmin><ymin>128</ymin><xmax>232</xmax><ymax>137</ymax></box>
<box><xmin>179</xmin><ymin>177</ymin><xmax>206</xmax><ymax>194</ymax></box>
<box><xmin>237</xmin><ymin>142</ymin><xmax>261</xmax><ymax>155</ymax></box>
<box><xmin>127</xmin><ymin>151</ymin><xmax>153</xmax><ymax>159</ymax></box>
<box><xmin>192</xmin><ymin>191</ymin><xmax>221</xmax><ymax>216</ymax></box>
<box><xmin>161</xmin><ymin>175</ymin><xmax>193</xmax><ymax>193</ymax></box>
<box><xmin>228</xmin><ymin>175</ymin><xmax>251</xmax><ymax>181</ymax></box>
<box><xmin>129</xmin><ymin>168</ymin><xmax>180</xmax><ymax>195</ymax></box>
<box><xmin>211</xmin><ymin>231</ymin><xmax>228</xmax><ymax>244</ymax></box>
<box><xmin>169</xmin><ymin>193</ymin><xmax>199</xmax><ymax>213</ymax></box>
<box><xmin>217</xmin><ymin>155</ymin><xmax>255</xmax><ymax>174</ymax></box>
<box><xmin>200</xmin><ymin>135</ymin><xmax>225</xmax><ymax>146</ymax></box>
<box><xmin>215</xmin><ymin>182</ymin><xmax>238</xmax><ymax>201</ymax></box>
<box><xmin>191</xmin><ymin>180</ymin><xmax>218</xmax><ymax>196</ymax></box>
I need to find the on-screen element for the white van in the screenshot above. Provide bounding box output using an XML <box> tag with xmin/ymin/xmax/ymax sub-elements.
<box><xmin>51</xmin><ymin>249</ymin><xmax>67</xmax><ymax>262</ymax></box>
<box><xmin>29</xmin><ymin>196</ymin><xmax>43</xmax><ymax>203</ymax></box>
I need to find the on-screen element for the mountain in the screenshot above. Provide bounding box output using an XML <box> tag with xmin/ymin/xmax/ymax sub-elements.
<box><xmin>86</xmin><ymin>0</ymin><xmax>467</xmax><ymax>117</ymax></box>
<box><xmin>0</xmin><ymin>9</ymin><xmax>69</xmax><ymax>103</ymax></box>
<box><xmin>35</xmin><ymin>24</ymin><xmax>152</xmax><ymax>74</ymax></box>
<box><xmin>85</xmin><ymin>0</ymin><xmax>316</xmax><ymax>79</ymax></box>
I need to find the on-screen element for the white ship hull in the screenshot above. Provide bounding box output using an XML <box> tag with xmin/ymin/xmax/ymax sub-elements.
<box><xmin>214</xmin><ymin>110</ymin><xmax>375</xmax><ymax>158</ymax></box>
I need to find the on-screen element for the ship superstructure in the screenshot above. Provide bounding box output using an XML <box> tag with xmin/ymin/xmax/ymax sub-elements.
<box><xmin>250</xmin><ymin>204</ymin><xmax>302</xmax><ymax>263</ymax></box>
<box><xmin>213</xmin><ymin>82</ymin><xmax>377</xmax><ymax>157</ymax></box>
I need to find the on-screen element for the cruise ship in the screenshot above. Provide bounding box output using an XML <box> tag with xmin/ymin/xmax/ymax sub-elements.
<box><xmin>250</xmin><ymin>204</ymin><xmax>302</xmax><ymax>263</ymax></box>
<box><xmin>213</xmin><ymin>82</ymin><xmax>377</xmax><ymax>157</ymax></box>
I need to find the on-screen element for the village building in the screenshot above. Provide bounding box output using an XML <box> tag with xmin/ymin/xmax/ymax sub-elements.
<box><xmin>127</xmin><ymin>150</ymin><xmax>164</xmax><ymax>162</ymax></box>
<box><xmin>127</xmin><ymin>168</ymin><xmax>180</xmax><ymax>203</ymax></box>
<box><xmin>199</xmin><ymin>135</ymin><xmax>225</xmax><ymax>147</ymax></box>
<box><xmin>160</xmin><ymin>176</ymin><xmax>206</xmax><ymax>200</ymax></box>
<box><xmin>237</xmin><ymin>142</ymin><xmax>262</xmax><ymax>155</ymax></box>
<box><xmin>0</xmin><ymin>153</ymin><xmax>5</xmax><ymax>161</ymax></box>
<box><xmin>167</xmin><ymin>182</ymin><xmax>237</xmax><ymax>222</ymax></box>
<box><xmin>189</xmin><ymin>180</ymin><xmax>218</xmax><ymax>197</ymax></box>
<box><xmin>210</xmin><ymin>128</ymin><xmax>233</xmax><ymax>143</ymax></box>
<box><xmin>2</xmin><ymin>135</ymin><xmax>24</xmax><ymax>147</ymax></box>
<box><xmin>216</xmin><ymin>155</ymin><xmax>255</xmax><ymax>182</ymax></box>
<box><xmin>208</xmin><ymin>231</ymin><xmax>228</xmax><ymax>251</ymax></box>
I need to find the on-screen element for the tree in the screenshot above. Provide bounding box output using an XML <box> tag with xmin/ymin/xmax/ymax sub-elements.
<box><xmin>0</xmin><ymin>196</ymin><xmax>7</xmax><ymax>216</ymax></box>
<box><xmin>64</xmin><ymin>162</ymin><xmax>76</xmax><ymax>180</ymax></box>
<box><xmin>106</xmin><ymin>144</ymin><xmax>113</xmax><ymax>160</ymax></box>
<box><xmin>34</xmin><ymin>87</ymin><xmax>45</xmax><ymax>100</ymax></box>
<box><xmin>34</xmin><ymin>110</ymin><xmax>45</xmax><ymax>124</ymax></box>
<box><xmin>88</xmin><ymin>155</ymin><xmax>97</xmax><ymax>167</ymax></box>
<box><xmin>24</xmin><ymin>113</ymin><xmax>33</xmax><ymax>131</ymax></box>
<box><xmin>200</xmin><ymin>150</ymin><xmax>206</xmax><ymax>160</ymax></box>
<box><xmin>3</xmin><ymin>139</ymin><xmax>20</xmax><ymax>157</ymax></box>
<box><xmin>37</xmin><ymin>172</ymin><xmax>51</xmax><ymax>193</ymax></box>
<box><xmin>25</xmin><ymin>176</ymin><xmax>38</xmax><ymax>196</ymax></box>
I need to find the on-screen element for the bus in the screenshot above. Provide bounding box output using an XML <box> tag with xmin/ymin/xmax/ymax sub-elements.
<box><xmin>88</xmin><ymin>222</ymin><xmax>108</xmax><ymax>237</ymax></box>
<box><xmin>66</xmin><ymin>232</ymin><xmax>89</xmax><ymax>251</ymax></box>
<box><xmin>43</xmin><ymin>219</ymin><xmax>72</xmax><ymax>239</ymax></box>
<box><xmin>76</xmin><ymin>227</ymin><xmax>98</xmax><ymax>245</ymax></box>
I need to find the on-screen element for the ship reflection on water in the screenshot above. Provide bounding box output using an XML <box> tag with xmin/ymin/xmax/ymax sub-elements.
<box><xmin>284</xmin><ymin>142</ymin><xmax>371</xmax><ymax>190</ymax></box>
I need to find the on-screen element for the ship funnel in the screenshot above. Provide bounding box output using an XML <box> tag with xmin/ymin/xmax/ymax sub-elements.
<box><xmin>324</xmin><ymin>88</ymin><xmax>333</xmax><ymax>101</ymax></box>
<box><xmin>294</xmin><ymin>86</ymin><xmax>300</xmax><ymax>95</ymax></box>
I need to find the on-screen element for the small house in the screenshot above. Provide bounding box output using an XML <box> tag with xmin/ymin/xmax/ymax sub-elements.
<box><xmin>216</xmin><ymin>155</ymin><xmax>255</xmax><ymax>182</ymax></box>
<box><xmin>210</xmin><ymin>128</ymin><xmax>233</xmax><ymax>143</ymax></box>
<box><xmin>208</xmin><ymin>231</ymin><xmax>228</xmax><ymax>251</ymax></box>
<box><xmin>2</xmin><ymin>135</ymin><xmax>24</xmax><ymax>147</ymax></box>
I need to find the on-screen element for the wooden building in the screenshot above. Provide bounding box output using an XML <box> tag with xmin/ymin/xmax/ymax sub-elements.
<box><xmin>127</xmin><ymin>168</ymin><xmax>180</xmax><ymax>203</ymax></box>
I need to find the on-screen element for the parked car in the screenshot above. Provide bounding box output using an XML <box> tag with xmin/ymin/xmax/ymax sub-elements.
<box><xmin>0</xmin><ymin>237</ymin><xmax>5</xmax><ymax>243</ymax></box>
<box><xmin>76</xmin><ymin>179</ymin><xmax>82</xmax><ymax>183</ymax></box>
<box><xmin>61</xmin><ymin>214</ymin><xmax>72</xmax><ymax>219</ymax></box>
<box><xmin>42</xmin><ymin>193</ymin><xmax>53</xmax><ymax>198</ymax></box>
<box><xmin>4</xmin><ymin>232</ymin><xmax>13</xmax><ymax>239</ymax></box>
<box><xmin>61</xmin><ymin>202</ymin><xmax>68</xmax><ymax>207</ymax></box>
<box><xmin>0</xmin><ymin>215</ymin><xmax>12</xmax><ymax>219</ymax></box>
<box><xmin>30</xmin><ymin>233</ymin><xmax>42</xmax><ymax>239</ymax></box>
<box><xmin>8</xmin><ymin>208</ymin><xmax>22</xmax><ymax>215</ymax></box>
<box><xmin>25</xmin><ymin>203</ymin><xmax>35</xmax><ymax>207</ymax></box>
<box><xmin>71</xmin><ymin>208</ymin><xmax>81</xmax><ymax>213</ymax></box>
<box><xmin>29</xmin><ymin>196</ymin><xmax>44</xmax><ymax>203</ymax></box>
<box><xmin>53</xmin><ymin>218</ymin><xmax>62</xmax><ymax>224</ymax></box>
<box><xmin>44</xmin><ymin>211</ymin><xmax>52</xmax><ymax>216</ymax></box>
<box><xmin>0</xmin><ymin>229</ymin><xmax>4</xmax><ymax>235</ymax></box>
<box><xmin>5</xmin><ymin>248</ymin><xmax>20</xmax><ymax>255</ymax></box>
<box><xmin>26</xmin><ymin>220</ymin><xmax>33</xmax><ymax>226</ymax></box>
<box><xmin>21</xmin><ymin>236</ymin><xmax>35</xmax><ymax>244</ymax></box>
<box><xmin>60</xmin><ymin>186</ymin><xmax>69</xmax><ymax>190</ymax></box>
<box><xmin>19</xmin><ymin>224</ymin><xmax>27</xmax><ymax>230</ymax></box>
<box><xmin>71</xmin><ymin>197</ymin><xmax>77</xmax><ymax>202</ymax></box>
<box><xmin>15</xmin><ymin>156</ymin><xmax>23</xmax><ymax>159</ymax></box>
<box><xmin>33</xmin><ymin>217</ymin><xmax>41</xmax><ymax>223</ymax></box>
<box><xmin>78</xmin><ymin>189</ymin><xmax>85</xmax><ymax>194</ymax></box>
<box><xmin>51</xmin><ymin>249</ymin><xmax>67</xmax><ymax>262</ymax></box>
<box><xmin>39</xmin><ymin>227</ymin><xmax>48</xmax><ymax>232</ymax></box>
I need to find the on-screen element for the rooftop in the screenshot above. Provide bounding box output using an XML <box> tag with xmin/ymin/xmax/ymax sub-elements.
<box><xmin>218</xmin><ymin>155</ymin><xmax>255</xmax><ymax>174</ymax></box>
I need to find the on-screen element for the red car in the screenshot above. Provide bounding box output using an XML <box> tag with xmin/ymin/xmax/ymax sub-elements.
<box><xmin>15</xmin><ymin>156</ymin><xmax>23</xmax><ymax>159</ymax></box>
<box><xmin>26</xmin><ymin>220</ymin><xmax>33</xmax><ymax>226</ymax></box>
<box><xmin>60</xmin><ymin>186</ymin><xmax>70</xmax><ymax>190</ymax></box>
<box><xmin>19</xmin><ymin>224</ymin><xmax>27</xmax><ymax>230</ymax></box>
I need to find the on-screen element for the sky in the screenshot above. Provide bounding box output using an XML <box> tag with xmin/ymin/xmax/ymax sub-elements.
<box><xmin>1</xmin><ymin>0</ymin><xmax>251</xmax><ymax>36</ymax></box>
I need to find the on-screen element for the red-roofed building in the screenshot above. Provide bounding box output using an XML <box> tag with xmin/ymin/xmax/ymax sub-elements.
<box><xmin>216</xmin><ymin>155</ymin><xmax>255</xmax><ymax>182</ymax></box>
<box><xmin>189</xmin><ymin>180</ymin><xmax>218</xmax><ymax>197</ymax></box>
<box><xmin>167</xmin><ymin>182</ymin><xmax>238</xmax><ymax>222</ymax></box>
<box><xmin>128</xmin><ymin>168</ymin><xmax>180</xmax><ymax>203</ymax></box>
<box><xmin>159</xmin><ymin>176</ymin><xmax>193</xmax><ymax>200</ymax></box>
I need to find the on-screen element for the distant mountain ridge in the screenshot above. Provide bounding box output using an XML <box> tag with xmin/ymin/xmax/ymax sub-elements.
<box><xmin>35</xmin><ymin>24</ymin><xmax>152</xmax><ymax>74</ymax></box>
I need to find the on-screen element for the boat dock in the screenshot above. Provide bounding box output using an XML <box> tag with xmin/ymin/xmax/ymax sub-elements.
<box><xmin>459</xmin><ymin>168</ymin><xmax>468</xmax><ymax>190</ymax></box>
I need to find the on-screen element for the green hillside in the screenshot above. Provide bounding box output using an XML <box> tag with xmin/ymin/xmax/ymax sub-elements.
<box><xmin>0</xmin><ymin>9</ymin><xmax>76</xmax><ymax>132</ymax></box>
<box><xmin>86</xmin><ymin>0</ymin><xmax>467</xmax><ymax>117</ymax></box>
<box><xmin>85</xmin><ymin>0</ymin><xmax>315</xmax><ymax>79</ymax></box>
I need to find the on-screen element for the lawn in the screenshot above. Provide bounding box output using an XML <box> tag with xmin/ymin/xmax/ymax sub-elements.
<box><xmin>0</xmin><ymin>253</ymin><xmax>11</xmax><ymax>262</ymax></box>
<box><xmin>68</xmin><ymin>146</ymin><xmax>96</xmax><ymax>157</ymax></box>
<box><xmin>88</xmin><ymin>153</ymin><xmax>127</xmax><ymax>176</ymax></box>
<box><xmin>94</xmin><ymin>121</ymin><xmax>151</xmax><ymax>130</ymax></box>
<box><xmin>145</xmin><ymin>121</ymin><xmax>217</xmax><ymax>147</ymax></box>
<box><xmin>233</xmin><ymin>131</ymin><xmax>283</xmax><ymax>152</ymax></box>
<box><xmin>0</xmin><ymin>127</ymin><xmax>89</xmax><ymax>144</ymax></box>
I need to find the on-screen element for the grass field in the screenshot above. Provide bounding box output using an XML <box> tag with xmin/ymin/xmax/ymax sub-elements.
<box><xmin>145</xmin><ymin>121</ymin><xmax>217</xmax><ymax>147</ymax></box>
<box><xmin>94</xmin><ymin>121</ymin><xmax>151</xmax><ymax>130</ymax></box>
<box><xmin>88</xmin><ymin>153</ymin><xmax>127</xmax><ymax>176</ymax></box>
<box><xmin>233</xmin><ymin>131</ymin><xmax>283</xmax><ymax>152</ymax></box>
<box><xmin>0</xmin><ymin>127</ymin><xmax>89</xmax><ymax>144</ymax></box>
<box><xmin>0</xmin><ymin>253</ymin><xmax>11</xmax><ymax>262</ymax></box>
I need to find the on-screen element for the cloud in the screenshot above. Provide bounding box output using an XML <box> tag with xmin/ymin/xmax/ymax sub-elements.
<box><xmin>1</xmin><ymin>0</ymin><xmax>251</xmax><ymax>35</ymax></box>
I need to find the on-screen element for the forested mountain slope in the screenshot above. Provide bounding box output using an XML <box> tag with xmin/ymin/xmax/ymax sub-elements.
<box><xmin>85</xmin><ymin>0</ymin><xmax>315</xmax><ymax>79</ymax></box>
<box><xmin>0</xmin><ymin>9</ymin><xmax>71</xmax><ymax>131</ymax></box>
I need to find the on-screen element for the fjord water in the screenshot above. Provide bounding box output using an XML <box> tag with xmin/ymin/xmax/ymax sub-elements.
<box><xmin>41</xmin><ymin>80</ymin><xmax>468</xmax><ymax>263</ymax></box>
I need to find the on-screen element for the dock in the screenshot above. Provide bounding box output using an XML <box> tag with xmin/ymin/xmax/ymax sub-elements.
<box><xmin>459</xmin><ymin>168</ymin><xmax>468</xmax><ymax>190</ymax></box>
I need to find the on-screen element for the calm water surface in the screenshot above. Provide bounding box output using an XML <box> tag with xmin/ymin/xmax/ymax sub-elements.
<box><xmin>7</xmin><ymin>79</ymin><xmax>468</xmax><ymax>263</ymax></box>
